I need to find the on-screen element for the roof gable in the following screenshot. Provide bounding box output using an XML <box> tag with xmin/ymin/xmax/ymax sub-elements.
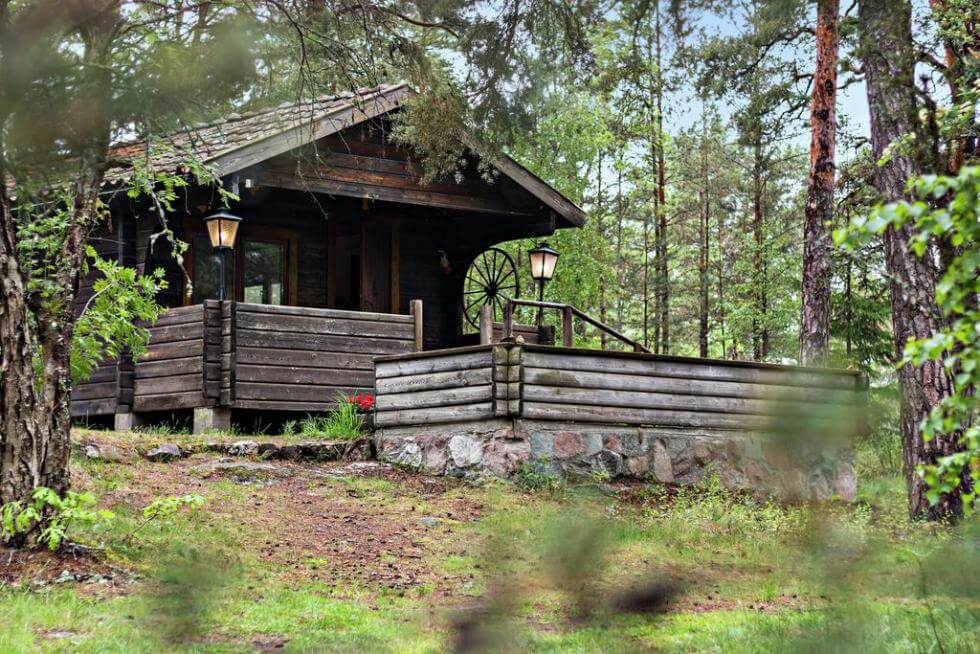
<box><xmin>108</xmin><ymin>83</ymin><xmax>585</xmax><ymax>227</ymax></box>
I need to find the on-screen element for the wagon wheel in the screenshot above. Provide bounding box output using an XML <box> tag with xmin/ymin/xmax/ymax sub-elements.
<box><xmin>462</xmin><ymin>247</ymin><xmax>521</xmax><ymax>329</ymax></box>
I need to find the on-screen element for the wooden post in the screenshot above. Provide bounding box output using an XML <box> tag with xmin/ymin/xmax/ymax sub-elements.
<box><xmin>562</xmin><ymin>305</ymin><xmax>574</xmax><ymax>347</ymax></box>
<box><xmin>503</xmin><ymin>300</ymin><xmax>514</xmax><ymax>339</ymax></box>
<box><xmin>410</xmin><ymin>299</ymin><xmax>423</xmax><ymax>352</ymax></box>
<box><xmin>479</xmin><ymin>305</ymin><xmax>493</xmax><ymax>345</ymax></box>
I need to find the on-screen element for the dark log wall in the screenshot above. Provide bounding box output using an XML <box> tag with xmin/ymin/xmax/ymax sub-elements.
<box><xmin>375</xmin><ymin>347</ymin><xmax>496</xmax><ymax>427</ymax></box>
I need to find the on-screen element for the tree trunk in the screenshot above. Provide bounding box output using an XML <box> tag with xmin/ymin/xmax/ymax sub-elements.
<box><xmin>698</xmin><ymin>126</ymin><xmax>710</xmax><ymax>358</ymax></box>
<box><xmin>642</xmin><ymin>204</ymin><xmax>651</xmax><ymax>350</ymax></box>
<box><xmin>800</xmin><ymin>0</ymin><xmax>839</xmax><ymax>366</ymax></box>
<box><xmin>654</xmin><ymin>3</ymin><xmax>669</xmax><ymax>355</ymax></box>
<box><xmin>615</xmin><ymin>160</ymin><xmax>624</xmax><ymax>331</ymax></box>
<box><xmin>927</xmin><ymin>0</ymin><xmax>979</xmax><ymax>175</ymax></box>
<box><xmin>751</xmin><ymin>140</ymin><xmax>765</xmax><ymax>362</ymax></box>
<box><xmin>0</xmin><ymin>7</ymin><xmax>114</xmax><ymax>511</ymax></box>
<box><xmin>860</xmin><ymin>0</ymin><xmax>966</xmax><ymax>519</ymax></box>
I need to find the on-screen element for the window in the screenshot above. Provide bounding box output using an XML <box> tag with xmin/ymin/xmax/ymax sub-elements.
<box><xmin>188</xmin><ymin>235</ymin><xmax>287</xmax><ymax>305</ymax></box>
<box><xmin>190</xmin><ymin>235</ymin><xmax>234</xmax><ymax>304</ymax></box>
<box><xmin>242</xmin><ymin>239</ymin><xmax>285</xmax><ymax>305</ymax></box>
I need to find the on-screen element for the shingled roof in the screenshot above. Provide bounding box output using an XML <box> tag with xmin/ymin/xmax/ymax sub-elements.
<box><xmin>106</xmin><ymin>83</ymin><xmax>412</xmax><ymax>183</ymax></box>
<box><xmin>106</xmin><ymin>81</ymin><xmax>585</xmax><ymax>226</ymax></box>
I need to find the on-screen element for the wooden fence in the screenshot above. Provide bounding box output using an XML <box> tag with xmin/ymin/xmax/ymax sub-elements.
<box><xmin>75</xmin><ymin>301</ymin><xmax>419</xmax><ymax>416</ymax></box>
<box><xmin>373</xmin><ymin>343</ymin><xmax>867</xmax><ymax>432</ymax></box>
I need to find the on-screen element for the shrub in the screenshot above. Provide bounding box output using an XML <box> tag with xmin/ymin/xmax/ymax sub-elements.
<box><xmin>0</xmin><ymin>487</ymin><xmax>114</xmax><ymax>550</ymax></box>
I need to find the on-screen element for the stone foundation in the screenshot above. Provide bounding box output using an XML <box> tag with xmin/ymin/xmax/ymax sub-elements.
<box><xmin>375</xmin><ymin>419</ymin><xmax>856</xmax><ymax>501</ymax></box>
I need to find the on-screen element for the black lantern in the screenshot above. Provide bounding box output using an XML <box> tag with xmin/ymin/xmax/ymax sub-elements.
<box><xmin>203</xmin><ymin>212</ymin><xmax>242</xmax><ymax>301</ymax></box>
<box><xmin>527</xmin><ymin>241</ymin><xmax>560</xmax><ymax>324</ymax></box>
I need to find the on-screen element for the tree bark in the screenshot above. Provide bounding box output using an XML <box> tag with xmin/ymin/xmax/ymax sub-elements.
<box><xmin>0</xmin><ymin>4</ymin><xmax>115</xmax><ymax>510</ymax></box>
<box><xmin>654</xmin><ymin>3</ymin><xmax>669</xmax><ymax>355</ymax></box>
<box><xmin>860</xmin><ymin>0</ymin><xmax>966</xmax><ymax>519</ymax></box>
<box><xmin>800</xmin><ymin>0</ymin><xmax>839</xmax><ymax>366</ymax></box>
<box><xmin>751</xmin><ymin>140</ymin><xmax>766</xmax><ymax>362</ymax></box>
<box><xmin>698</xmin><ymin>122</ymin><xmax>710</xmax><ymax>358</ymax></box>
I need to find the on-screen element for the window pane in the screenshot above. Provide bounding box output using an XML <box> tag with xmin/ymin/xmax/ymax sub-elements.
<box><xmin>243</xmin><ymin>240</ymin><xmax>284</xmax><ymax>305</ymax></box>
<box><xmin>191</xmin><ymin>236</ymin><xmax>234</xmax><ymax>303</ymax></box>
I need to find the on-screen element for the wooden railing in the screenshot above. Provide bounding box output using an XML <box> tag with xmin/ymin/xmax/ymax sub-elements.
<box><xmin>499</xmin><ymin>298</ymin><xmax>650</xmax><ymax>353</ymax></box>
<box><xmin>119</xmin><ymin>300</ymin><xmax>422</xmax><ymax>415</ymax></box>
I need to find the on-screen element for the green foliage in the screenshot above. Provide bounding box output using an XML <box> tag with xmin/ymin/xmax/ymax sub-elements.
<box><xmin>0</xmin><ymin>487</ymin><xmax>114</xmax><ymax>551</ymax></box>
<box><xmin>71</xmin><ymin>248</ymin><xmax>167</xmax><ymax>383</ymax></box>
<box><xmin>836</xmin><ymin>167</ymin><xmax>979</xmax><ymax>510</ymax></box>
<box><xmin>142</xmin><ymin>494</ymin><xmax>206</xmax><ymax>522</ymax></box>
<box><xmin>513</xmin><ymin>457</ymin><xmax>561</xmax><ymax>492</ymax></box>
<box><xmin>297</xmin><ymin>395</ymin><xmax>365</xmax><ymax>440</ymax></box>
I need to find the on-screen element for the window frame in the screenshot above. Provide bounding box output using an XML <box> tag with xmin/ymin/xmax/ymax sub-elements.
<box><xmin>183</xmin><ymin>218</ymin><xmax>298</xmax><ymax>306</ymax></box>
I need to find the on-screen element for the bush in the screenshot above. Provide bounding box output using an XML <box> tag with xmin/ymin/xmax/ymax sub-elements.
<box><xmin>0</xmin><ymin>487</ymin><xmax>114</xmax><ymax>550</ymax></box>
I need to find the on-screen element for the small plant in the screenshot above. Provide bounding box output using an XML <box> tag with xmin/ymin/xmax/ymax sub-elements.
<box><xmin>124</xmin><ymin>494</ymin><xmax>206</xmax><ymax>543</ymax></box>
<box><xmin>281</xmin><ymin>419</ymin><xmax>298</xmax><ymax>437</ymax></box>
<box><xmin>1</xmin><ymin>487</ymin><xmax>115</xmax><ymax>550</ymax></box>
<box><xmin>347</xmin><ymin>393</ymin><xmax>375</xmax><ymax>412</ymax></box>
<box><xmin>297</xmin><ymin>394</ymin><xmax>366</xmax><ymax>440</ymax></box>
<box><xmin>514</xmin><ymin>457</ymin><xmax>561</xmax><ymax>492</ymax></box>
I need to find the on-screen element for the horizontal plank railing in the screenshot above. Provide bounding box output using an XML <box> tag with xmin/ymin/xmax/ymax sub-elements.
<box><xmin>133</xmin><ymin>304</ymin><xmax>209</xmax><ymax>412</ymax></box>
<box><xmin>122</xmin><ymin>300</ymin><xmax>421</xmax><ymax>415</ymax></box>
<box><xmin>374</xmin><ymin>346</ymin><xmax>497</xmax><ymax>427</ymax></box>
<box><xmin>517</xmin><ymin>345</ymin><xmax>866</xmax><ymax>432</ymax></box>
<box><xmin>373</xmin><ymin>343</ymin><xmax>868</xmax><ymax>435</ymax></box>
<box><xmin>230</xmin><ymin>302</ymin><xmax>417</xmax><ymax>412</ymax></box>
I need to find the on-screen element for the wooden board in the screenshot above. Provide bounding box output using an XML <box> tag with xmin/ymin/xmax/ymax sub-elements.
<box><xmin>521</xmin><ymin>349</ymin><xmax>861</xmax><ymax>390</ymax></box>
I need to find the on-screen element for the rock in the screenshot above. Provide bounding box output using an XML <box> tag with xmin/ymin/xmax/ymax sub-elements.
<box><xmin>144</xmin><ymin>444</ymin><xmax>183</xmax><ymax>462</ymax></box>
<box><xmin>385</xmin><ymin>440</ymin><xmax>423</xmax><ymax>470</ymax></box>
<box><xmin>84</xmin><ymin>443</ymin><xmax>126</xmax><ymax>463</ymax></box>
<box><xmin>257</xmin><ymin>443</ymin><xmax>280</xmax><ymax>459</ymax></box>
<box><xmin>624</xmin><ymin>454</ymin><xmax>650</xmax><ymax>477</ymax></box>
<box><xmin>834</xmin><ymin>462</ymin><xmax>857</xmax><ymax>500</ymax></box>
<box><xmin>529</xmin><ymin>433</ymin><xmax>553</xmax><ymax>459</ymax></box>
<box><xmin>483</xmin><ymin>438</ymin><xmax>530</xmax><ymax>476</ymax></box>
<box><xmin>583</xmin><ymin>433</ymin><xmax>603</xmax><ymax>457</ymax></box>
<box><xmin>227</xmin><ymin>440</ymin><xmax>259</xmax><ymax>457</ymax></box>
<box><xmin>447</xmin><ymin>435</ymin><xmax>482</xmax><ymax>468</ymax></box>
<box><xmin>592</xmin><ymin>449</ymin><xmax>623</xmax><ymax>477</ymax></box>
<box><xmin>419</xmin><ymin>517</ymin><xmax>442</xmax><ymax>527</ymax></box>
<box><xmin>191</xmin><ymin>459</ymin><xmax>290</xmax><ymax>482</ymax></box>
<box><xmin>650</xmin><ymin>439</ymin><xmax>674</xmax><ymax>483</ymax></box>
<box><xmin>419</xmin><ymin>436</ymin><xmax>449</xmax><ymax>475</ymax></box>
<box><xmin>553</xmin><ymin>432</ymin><xmax>585</xmax><ymax>459</ymax></box>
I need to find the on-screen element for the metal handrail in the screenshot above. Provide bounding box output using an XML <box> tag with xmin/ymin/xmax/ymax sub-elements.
<box><xmin>500</xmin><ymin>297</ymin><xmax>650</xmax><ymax>353</ymax></box>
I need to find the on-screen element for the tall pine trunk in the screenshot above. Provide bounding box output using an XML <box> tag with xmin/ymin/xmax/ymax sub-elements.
<box><xmin>800</xmin><ymin>0</ymin><xmax>840</xmax><ymax>365</ymax></box>
<box><xmin>0</xmin><ymin>9</ymin><xmax>114</xmax><ymax>511</ymax></box>
<box><xmin>751</xmin><ymin>140</ymin><xmax>767</xmax><ymax>362</ymax></box>
<box><xmin>654</xmin><ymin>3</ymin><xmax>669</xmax><ymax>355</ymax></box>
<box><xmin>859</xmin><ymin>0</ymin><xmax>966</xmax><ymax>519</ymax></box>
<box><xmin>698</xmin><ymin>122</ymin><xmax>710</xmax><ymax>358</ymax></box>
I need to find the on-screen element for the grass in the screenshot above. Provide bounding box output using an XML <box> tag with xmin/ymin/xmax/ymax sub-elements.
<box><xmin>1</xmin><ymin>429</ymin><xmax>977</xmax><ymax>653</ymax></box>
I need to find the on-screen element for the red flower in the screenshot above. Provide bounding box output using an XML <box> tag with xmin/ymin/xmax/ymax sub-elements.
<box><xmin>347</xmin><ymin>393</ymin><xmax>374</xmax><ymax>411</ymax></box>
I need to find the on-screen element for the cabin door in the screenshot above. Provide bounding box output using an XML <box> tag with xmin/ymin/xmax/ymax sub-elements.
<box><xmin>328</xmin><ymin>219</ymin><xmax>398</xmax><ymax>314</ymax></box>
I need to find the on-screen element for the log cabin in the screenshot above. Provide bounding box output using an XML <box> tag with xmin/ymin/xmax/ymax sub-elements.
<box><xmin>72</xmin><ymin>84</ymin><xmax>865</xmax><ymax>499</ymax></box>
<box><xmin>73</xmin><ymin>83</ymin><xmax>585</xmax><ymax>430</ymax></box>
